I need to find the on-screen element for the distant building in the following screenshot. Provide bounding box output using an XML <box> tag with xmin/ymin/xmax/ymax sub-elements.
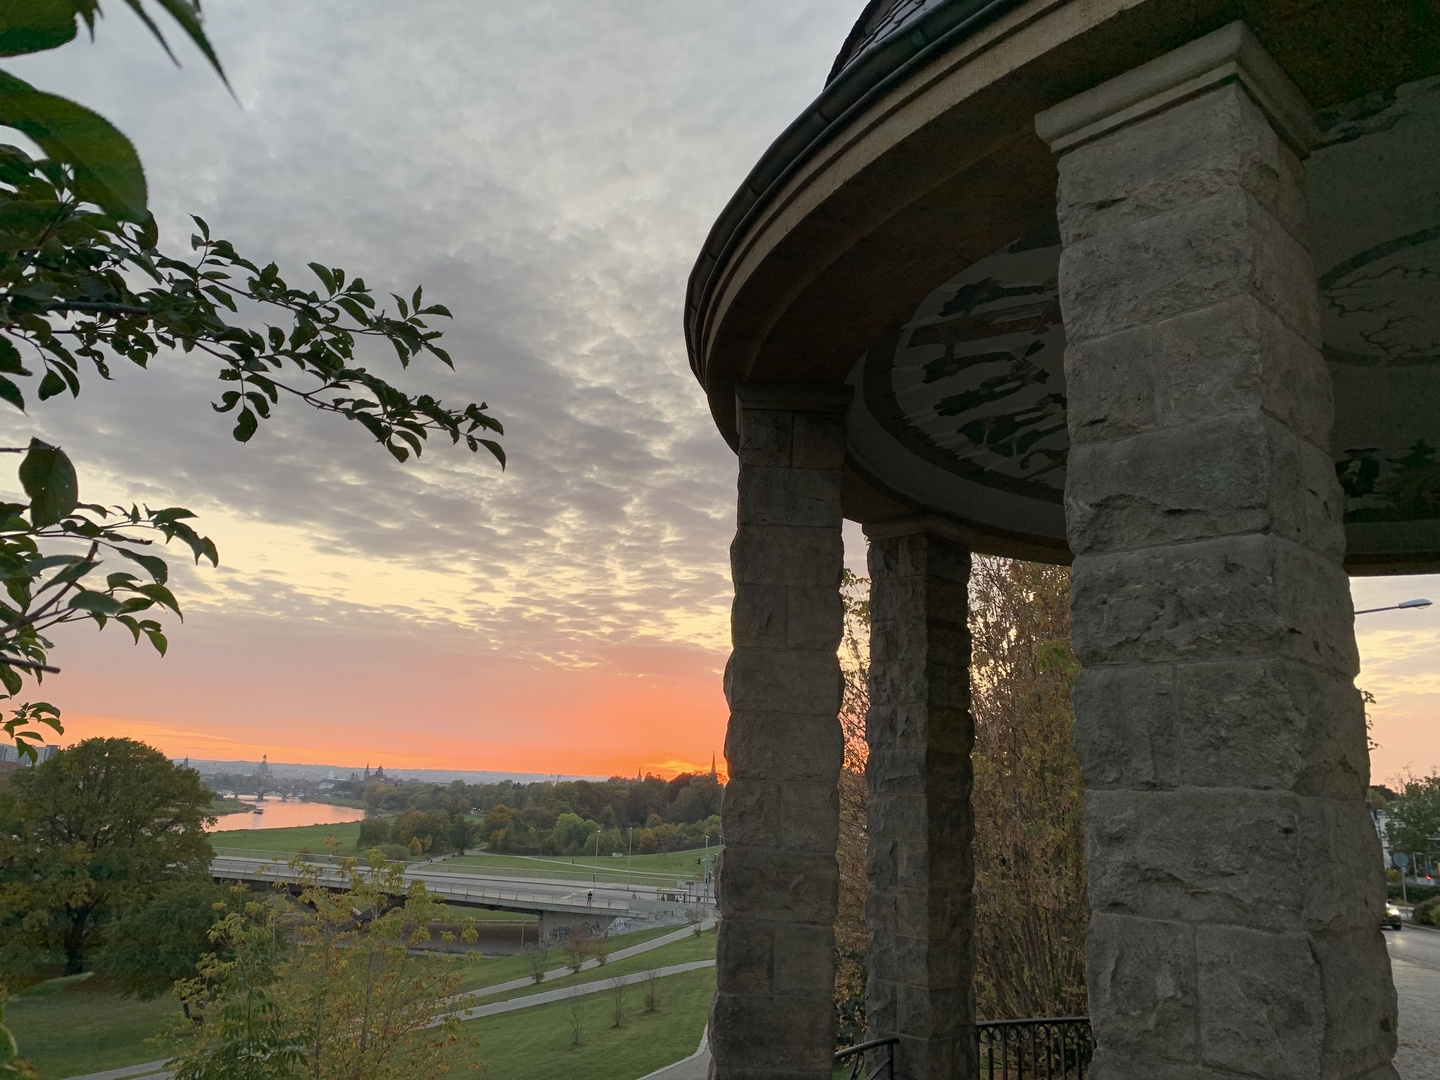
<box><xmin>1372</xmin><ymin>804</ymin><xmax>1392</xmax><ymax>870</ymax></box>
<box><xmin>0</xmin><ymin>744</ymin><xmax>60</xmax><ymax>764</ymax></box>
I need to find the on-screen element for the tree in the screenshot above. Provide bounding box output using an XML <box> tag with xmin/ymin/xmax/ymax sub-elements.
<box><xmin>833</xmin><ymin>558</ymin><xmax>1088</xmax><ymax>1034</ymax></box>
<box><xmin>95</xmin><ymin>877</ymin><xmax>232</xmax><ymax>1001</ymax></box>
<box><xmin>166</xmin><ymin>854</ymin><xmax>477</xmax><ymax>1080</ymax></box>
<box><xmin>0</xmin><ymin>736</ymin><xmax>214</xmax><ymax>974</ymax></box>
<box><xmin>355</xmin><ymin>817</ymin><xmax>392</xmax><ymax>851</ymax></box>
<box><xmin>0</xmin><ymin>1</ymin><xmax>503</xmax><ymax>759</ymax></box>
<box><xmin>969</xmin><ymin>558</ymin><xmax>1087</xmax><ymax>1019</ymax></box>
<box><xmin>1386</xmin><ymin>771</ymin><xmax>1440</xmax><ymax>863</ymax></box>
<box><xmin>833</xmin><ymin>568</ymin><xmax>868</xmax><ymax>1047</ymax></box>
<box><xmin>559</xmin><ymin>927</ymin><xmax>594</xmax><ymax>975</ymax></box>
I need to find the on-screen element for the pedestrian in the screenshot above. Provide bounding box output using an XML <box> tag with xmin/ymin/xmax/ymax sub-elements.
<box><xmin>587</xmin><ymin>890</ymin><xmax>593</xmax><ymax>905</ymax></box>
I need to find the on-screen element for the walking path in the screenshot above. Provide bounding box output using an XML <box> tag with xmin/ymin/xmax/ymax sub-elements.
<box><xmin>636</xmin><ymin>1028</ymin><xmax>710</xmax><ymax>1080</ymax></box>
<box><xmin>446</xmin><ymin>918</ymin><xmax>713</xmax><ymax>1005</ymax></box>
<box><xmin>450</xmin><ymin>959</ymin><xmax>715</xmax><ymax>1021</ymax></box>
<box><xmin>1388</xmin><ymin>923</ymin><xmax>1440</xmax><ymax>1080</ymax></box>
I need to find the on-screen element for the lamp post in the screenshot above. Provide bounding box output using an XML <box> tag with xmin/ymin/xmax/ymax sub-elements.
<box><xmin>1354</xmin><ymin>598</ymin><xmax>1433</xmax><ymax>615</ymax></box>
<box><xmin>592</xmin><ymin>828</ymin><xmax>600</xmax><ymax>886</ymax></box>
<box><xmin>627</xmin><ymin>827</ymin><xmax>634</xmax><ymax>888</ymax></box>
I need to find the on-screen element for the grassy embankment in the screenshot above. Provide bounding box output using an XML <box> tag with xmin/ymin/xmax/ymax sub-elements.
<box><xmin>432</xmin><ymin>847</ymin><xmax>721</xmax><ymax>887</ymax></box>
<box><xmin>446</xmin><ymin>966</ymin><xmax>715</xmax><ymax>1080</ymax></box>
<box><xmin>6</xmin><ymin>927</ymin><xmax>714</xmax><ymax>1079</ymax></box>
<box><xmin>463</xmin><ymin>926</ymin><xmax>714</xmax><ymax>1002</ymax></box>
<box><xmin>449</xmin><ymin>923</ymin><xmax>705</xmax><ymax>995</ymax></box>
<box><xmin>5</xmin><ymin>977</ymin><xmax>180</xmax><ymax>1079</ymax></box>
<box><xmin>209</xmin><ymin>819</ymin><xmax>372</xmax><ymax>854</ymax></box>
<box><xmin>208</xmin><ymin>796</ymin><xmax>252</xmax><ymax>816</ymax></box>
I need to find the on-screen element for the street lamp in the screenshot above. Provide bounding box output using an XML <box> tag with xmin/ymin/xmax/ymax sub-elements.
<box><xmin>1355</xmin><ymin>598</ymin><xmax>1433</xmax><ymax>615</ymax></box>
<box><xmin>592</xmin><ymin>829</ymin><xmax>601</xmax><ymax>886</ymax></box>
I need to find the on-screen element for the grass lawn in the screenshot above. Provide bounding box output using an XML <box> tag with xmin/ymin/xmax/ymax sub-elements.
<box><xmin>208</xmin><ymin>819</ymin><xmax>377</xmax><ymax>855</ymax></box>
<box><xmin>6</xmin><ymin>977</ymin><xmax>180</xmax><ymax>1079</ymax></box>
<box><xmin>447</xmin><ymin>966</ymin><xmax>714</xmax><ymax>1080</ymax></box>
<box><xmin>452</xmin><ymin>923</ymin><xmax>683</xmax><ymax>994</ymax></box>
<box><xmin>474</xmin><ymin>926</ymin><xmax>714</xmax><ymax>1004</ymax></box>
<box><xmin>432</xmin><ymin>847</ymin><xmax>721</xmax><ymax>887</ymax></box>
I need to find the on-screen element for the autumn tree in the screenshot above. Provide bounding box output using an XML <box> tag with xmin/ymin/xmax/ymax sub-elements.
<box><xmin>0</xmin><ymin>736</ymin><xmax>215</xmax><ymax>974</ymax></box>
<box><xmin>166</xmin><ymin>854</ymin><xmax>477</xmax><ymax>1080</ymax></box>
<box><xmin>833</xmin><ymin>568</ymin><xmax>869</xmax><ymax>1046</ymax></box>
<box><xmin>969</xmin><ymin>557</ymin><xmax>1087</xmax><ymax>1019</ymax></box>
<box><xmin>835</xmin><ymin>556</ymin><xmax>1087</xmax><ymax>1036</ymax></box>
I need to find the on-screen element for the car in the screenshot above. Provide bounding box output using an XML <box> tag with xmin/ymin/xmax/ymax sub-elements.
<box><xmin>1382</xmin><ymin>903</ymin><xmax>1403</xmax><ymax>930</ymax></box>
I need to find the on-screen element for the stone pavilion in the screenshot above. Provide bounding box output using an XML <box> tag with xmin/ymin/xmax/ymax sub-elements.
<box><xmin>684</xmin><ymin>2</ymin><xmax>1440</xmax><ymax>1078</ymax></box>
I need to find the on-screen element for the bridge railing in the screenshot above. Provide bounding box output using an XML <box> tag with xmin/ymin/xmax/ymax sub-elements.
<box><xmin>209</xmin><ymin>856</ymin><xmax>637</xmax><ymax>914</ymax></box>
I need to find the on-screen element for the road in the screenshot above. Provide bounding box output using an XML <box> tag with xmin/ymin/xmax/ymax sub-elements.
<box><xmin>1387</xmin><ymin>926</ymin><xmax>1440</xmax><ymax>1080</ymax></box>
<box><xmin>210</xmin><ymin>852</ymin><xmax>720</xmax><ymax>933</ymax></box>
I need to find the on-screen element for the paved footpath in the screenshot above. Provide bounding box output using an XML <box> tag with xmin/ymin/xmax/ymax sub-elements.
<box><xmin>450</xmin><ymin>959</ymin><xmax>714</xmax><ymax>1021</ymax></box>
<box><xmin>1388</xmin><ymin>924</ymin><xmax>1440</xmax><ymax>1080</ymax></box>
<box><xmin>445</xmin><ymin>918</ymin><xmax>713</xmax><ymax>1005</ymax></box>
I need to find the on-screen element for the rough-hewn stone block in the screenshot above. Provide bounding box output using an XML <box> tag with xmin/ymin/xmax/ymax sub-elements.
<box><xmin>732</xmin><ymin>525</ymin><xmax>845</xmax><ymax>585</ymax></box>
<box><xmin>1055</xmin><ymin>82</ymin><xmax>1307</xmax><ymax>247</ymax></box>
<box><xmin>1085</xmin><ymin>788</ymin><xmax>1306</xmax><ymax>931</ymax></box>
<box><xmin>1068</xmin><ymin>534</ymin><xmax>1358</xmax><ymax>674</ymax></box>
<box><xmin>1085</xmin><ymin>913</ymin><xmax>1198</xmax><ymax>1063</ymax></box>
<box><xmin>1072</xmin><ymin>658</ymin><xmax>1369</xmax><ymax>797</ymax></box>
<box><xmin>1063</xmin><ymin>295</ymin><xmax>1333</xmax><ymax>450</ymax></box>
<box><xmin>1059</xmin><ymin>188</ymin><xmax>1321</xmax><ymax>348</ymax></box>
<box><xmin>723</xmin><ymin>711</ymin><xmax>842</xmax><ymax>783</ymax></box>
<box><xmin>1195</xmin><ymin>925</ymin><xmax>1323</xmax><ymax>1079</ymax></box>
<box><xmin>737</xmin><ymin>406</ymin><xmax>792</xmax><ymax>467</ymax></box>
<box><xmin>737</xmin><ymin>466</ymin><xmax>843</xmax><ymax>528</ymax></box>
<box><xmin>724</xmin><ymin>648</ymin><xmax>842</xmax><ymax>714</ymax></box>
<box><xmin>719</xmin><ymin>848</ymin><xmax>838</xmax><ymax>924</ymax></box>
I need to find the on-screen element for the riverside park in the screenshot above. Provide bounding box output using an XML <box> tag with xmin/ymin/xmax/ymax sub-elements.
<box><xmin>6</xmin><ymin>812</ymin><xmax>722</xmax><ymax>1080</ymax></box>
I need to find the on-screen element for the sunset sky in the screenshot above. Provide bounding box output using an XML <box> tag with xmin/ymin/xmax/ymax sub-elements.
<box><xmin>6</xmin><ymin>2</ymin><xmax>1437</xmax><ymax>784</ymax></box>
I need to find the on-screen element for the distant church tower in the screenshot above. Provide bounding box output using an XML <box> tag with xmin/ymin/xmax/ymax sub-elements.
<box><xmin>710</xmin><ymin>753</ymin><xmax>718</xmax><ymax>780</ymax></box>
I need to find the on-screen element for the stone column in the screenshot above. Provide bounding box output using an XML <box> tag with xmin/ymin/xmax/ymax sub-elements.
<box><xmin>864</xmin><ymin>521</ymin><xmax>975</xmax><ymax>1080</ymax></box>
<box><xmin>713</xmin><ymin>383</ymin><xmax>851</xmax><ymax>1080</ymax></box>
<box><xmin>1036</xmin><ymin>22</ymin><xmax>1398</xmax><ymax>1080</ymax></box>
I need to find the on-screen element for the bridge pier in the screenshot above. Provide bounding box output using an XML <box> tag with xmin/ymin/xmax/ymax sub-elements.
<box><xmin>539</xmin><ymin>909</ymin><xmax>617</xmax><ymax>946</ymax></box>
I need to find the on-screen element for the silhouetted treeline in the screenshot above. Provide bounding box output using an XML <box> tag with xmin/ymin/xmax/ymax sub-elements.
<box><xmin>332</xmin><ymin>770</ymin><xmax>724</xmax><ymax>857</ymax></box>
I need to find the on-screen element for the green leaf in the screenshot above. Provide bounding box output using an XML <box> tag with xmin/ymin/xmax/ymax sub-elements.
<box><xmin>116</xmin><ymin>546</ymin><xmax>168</xmax><ymax>583</ymax></box>
<box><xmin>308</xmin><ymin>262</ymin><xmax>336</xmax><ymax>294</ymax></box>
<box><xmin>69</xmin><ymin>590</ymin><xmax>124</xmax><ymax>615</ymax></box>
<box><xmin>144</xmin><ymin>626</ymin><xmax>167</xmax><ymax>655</ymax></box>
<box><xmin>36</xmin><ymin>370</ymin><xmax>66</xmax><ymax>400</ymax></box>
<box><xmin>0</xmin><ymin>375</ymin><xmax>22</xmax><ymax>411</ymax></box>
<box><xmin>0</xmin><ymin>337</ymin><xmax>27</xmax><ymax>375</ymax></box>
<box><xmin>232</xmin><ymin>405</ymin><xmax>257</xmax><ymax>442</ymax></box>
<box><xmin>0</xmin><ymin>0</ymin><xmax>79</xmax><ymax>57</ymax></box>
<box><xmin>0</xmin><ymin>71</ymin><xmax>148</xmax><ymax>220</ymax></box>
<box><xmin>18</xmin><ymin>438</ymin><xmax>76</xmax><ymax>526</ymax></box>
<box><xmin>119</xmin><ymin>0</ymin><xmax>228</xmax><ymax>87</ymax></box>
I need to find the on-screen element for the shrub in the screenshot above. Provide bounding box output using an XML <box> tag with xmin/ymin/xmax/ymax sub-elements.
<box><xmin>1415</xmin><ymin>895</ymin><xmax>1440</xmax><ymax>927</ymax></box>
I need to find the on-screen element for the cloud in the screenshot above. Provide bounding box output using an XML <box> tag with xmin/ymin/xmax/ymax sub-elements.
<box><xmin>0</xmin><ymin>0</ymin><xmax>861</xmax><ymax>767</ymax></box>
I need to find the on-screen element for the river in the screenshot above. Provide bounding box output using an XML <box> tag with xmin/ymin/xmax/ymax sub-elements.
<box><xmin>209</xmin><ymin>798</ymin><xmax>369</xmax><ymax>832</ymax></box>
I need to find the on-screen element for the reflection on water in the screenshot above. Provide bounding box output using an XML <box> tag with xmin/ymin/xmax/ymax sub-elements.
<box><xmin>209</xmin><ymin>798</ymin><xmax>369</xmax><ymax>832</ymax></box>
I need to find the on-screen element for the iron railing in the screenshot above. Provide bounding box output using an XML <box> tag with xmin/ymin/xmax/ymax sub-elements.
<box><xmin>835</xmin><ymin>1036</ymin><xmax>898</xmax><ymax>1080</ymax></box>
<box><xmin>976</xmin><ymin>1017</ymin><xmax>1092</xmax><ymax>1079</ymax></box>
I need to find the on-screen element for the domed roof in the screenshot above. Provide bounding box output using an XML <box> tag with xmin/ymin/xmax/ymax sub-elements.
<box><xmin>828</xmin><ymin>0</ymin><xmax>948</xmax><ymax>82</ymax></box>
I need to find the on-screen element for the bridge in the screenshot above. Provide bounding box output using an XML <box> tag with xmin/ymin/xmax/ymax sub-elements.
<box><xmin>209</xmin><ymin>853</ymin><xmax>713</xmax><ymax>944</ymax></box>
